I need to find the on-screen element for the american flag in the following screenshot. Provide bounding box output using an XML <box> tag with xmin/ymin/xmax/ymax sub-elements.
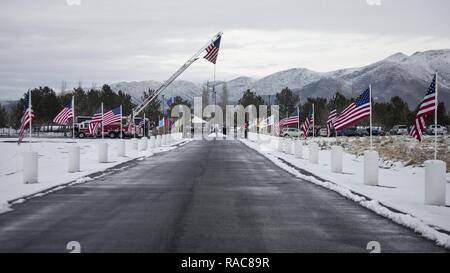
<box><xmin>326</xmin><ymin>100</ymin><xmax>337</xmax><ymax>137</ymax></box>
<box><xmin>301</xmin><ymin>112</ymin><xmax>314</xmax><ymax>138</ymax></box>
<box><xmin>18</xmin><ymin>96</ymin><xmax>34</xmax><ymax>144</ymax></box>
<box><xmin>53</xmin><ymin>101</ymin><xmax>73</xmax><ymax>125</ymax></box>
<box><xmin>334</xmin><ymin>88</ymin><xmax>370</xmax><ymax>131</ymax></box>
<box><xmin>138</xmin><ymin>119</ymin><xmax>145</xmax><ymax>129</ymax></box>
<box><xmin>204</xmin><ymin>35</ymin><xmax>221</xmax><ymax>64</ymax></box>
<box><xmin>410</xmin><ymin>75</ymin><xmax>437</xmax><ymax>141</ymax></box>
<box><xmin>103</xmin><ymin>106</ymin><xmax>121</xmax><ymax>126</ymax></box>
<box><xmin>88</xmin><ymin>107</ymin><xmax>102</xmax><ymax>135</ymax></box>
<box><xmin>126</xmin><ymin>115</ymin><xmax>135</xmax><ymax>134</ymax></box>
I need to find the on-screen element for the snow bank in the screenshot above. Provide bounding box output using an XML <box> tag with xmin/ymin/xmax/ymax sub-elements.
<box><xmin>0</xmin><ymin>135</ymin><xmax>189</xmax><ymax>212</ymax></box>
<box><xmin>241</xmin><ymin>134</ymin><xmax>450</xmax><ymax>249</ymax></box>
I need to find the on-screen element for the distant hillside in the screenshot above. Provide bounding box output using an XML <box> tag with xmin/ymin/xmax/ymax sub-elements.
<box><xmin>111</xmin><ymin>49</ymin><xmax>450</xmax><ymax>108</ymax></box>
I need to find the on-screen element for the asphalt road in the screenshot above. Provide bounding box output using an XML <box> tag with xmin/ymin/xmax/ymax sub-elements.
<box><xmin>0</xmin><ymin>139</ymin><xmax>446</xmax><ymax>253</ymax></box>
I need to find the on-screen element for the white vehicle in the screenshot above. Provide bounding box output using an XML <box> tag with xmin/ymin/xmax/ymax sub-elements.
<box><xmin>389</xmin><ymin>125</ymin><xmax>408</xmax><ymax>135</ymax></box>
<box><xmin>426</xmin><ymin>125</ymin><xmax>447</xmax><ymax>135</ymax></box>
<box><xmin>281</xmin><ymin>128</ymin><xmax>300</xmax><ymax>138</ymax></box>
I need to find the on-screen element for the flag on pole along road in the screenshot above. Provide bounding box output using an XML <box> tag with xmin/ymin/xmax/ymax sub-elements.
<box><xmin>326</xmin><ymin>100</ymin><xmax>337</xmax><ymax>137</ymax></box>
<box><xmin>18</xmin><ymin>96</ymin><xmax>34</xmax><ymax>144</ymax></box>
<box><xmin>103</xmin><ymin>106</ymin><xmax>121</xmax><ymax>126</ymax></box>
<box><xmin>204</xmin><ymin>35</ymin><xmax>221</xmax><ymax>64</ymax></box>
<box><xmin>301</xmin><ymin>112</ymin><xmax>314</xmax><ymax>138</ymax></box>
<box><xmin>333</xmin><ymin>88</ymin><xmax>370</xmax><ymax>131</ymax></box>
<box><xmin>88</xmin><ymin>107</ymin><xmax>103</xmax><ymax>135</ymax></box>
<box><xmin>53</xmin><ymin>101</ymin><xmax>73</xmax><ymax>125</ymax></box>
<box><xmin>126</xmin><ymin>115</ymin><xmax>135</xmax><ymax>134</ymax></box>
<box><xmin>410</xmin><ymin>74</ymin><xmax>438</xmax><ymax>141</ymax></box>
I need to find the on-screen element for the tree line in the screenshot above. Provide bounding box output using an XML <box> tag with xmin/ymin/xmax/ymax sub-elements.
<box><xmin>0</xmin><ymin>85</ymin><xmax>189</xmax><ymax>130</ymax></box>
<box><xmin>1</xmin><ymin>84</ymin><xmax>448</xmax><ymax>130</ymax></box>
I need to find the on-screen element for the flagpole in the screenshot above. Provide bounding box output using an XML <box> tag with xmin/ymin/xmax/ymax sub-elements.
<box><xmin>101</xmin><ymin>102</ymin><xmax>104</xmax><ymax>140</ymax></box>
<box><xmin>72</xmin><ymin>95</ymin><xmax>75</xmax><ymax>142</ymax></box>
<box><xmin>120</xmin><ymin>105</ymin><xmax>123</xmax><ymax>139</ymax></box>
<box><xmin>369</xmin><ymin>84</ymin><xmax>373</xmax><ymax>150</ymax></box>
<box><xmin>143</xmin><ymin>113</ymin><xmax>146</xmax><ymax>137</ymax></box>
<box><xmin>312</xmin><ymin>103</ymin><xmax>315</xmax><ymax>139</ymax></box>
<box><xmin>297</xmin><ymin>106</ymin><xmax>300</xmax><ymax>141</ymax></box>
<box><xmin>435</xmin><ymin>72</ymin><xmax>438</xmax><ymax>160</ymax></box>
<box><xmin>28</xmin><ymin>89</ymin><xmax>32</xmax><ymax>149</ymax></box>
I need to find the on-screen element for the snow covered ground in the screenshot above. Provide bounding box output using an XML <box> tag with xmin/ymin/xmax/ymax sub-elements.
<box><xmin>242</xmin><ymin>134</ymin><xmax>450</xmax><ymax>248</ymax></box>
<box><xmin>0</xmin><ymin>135</ymin><xmax>188</xmax><ymax>214</ymax></box>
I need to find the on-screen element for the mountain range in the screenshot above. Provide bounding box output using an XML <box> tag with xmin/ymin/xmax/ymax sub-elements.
<box><xmin>113</xmin><ymin>49</ymin><xmax>450</xmax><ymax>109</ymax></box>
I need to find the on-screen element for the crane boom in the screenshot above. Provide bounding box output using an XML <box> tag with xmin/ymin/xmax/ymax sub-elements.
<box><xmin>133</xmin><ymin>31</ymin><xmax>223</xmax><ymax>117</ymax></box>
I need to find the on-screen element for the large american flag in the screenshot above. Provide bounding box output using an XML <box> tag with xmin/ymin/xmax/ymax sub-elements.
<box><xmin>204</xmin><ymin>35</ymin><xmax>221</xmax><ymax>64</ymax></box>
<box><xmin>18</xmin><ymin>97</ymin><xmax>34</xmax><ymax>144</ymax></box>
<box><xmin>326</xmin><ymin>100</ymin><xmax>337</xmax><ymax>137</ymax></box>
<box><xmin>334</xmin><ymin>88</ymin><xmax>370</xmax><ymax>131</ymax></box>
<box><xmin>88</xmin><ymin>108</ymin><xmax>102</xmax><ymax>135</ymax></box>
<box><xmin>103</xmin><ymin>106</ymin><xmax>121</xmax><ymax>126</ymax></box>
<box><xmin>53</xmin><ymin>101</ymin><xmax>73</xmax><ymax>125</ymax></box>
<box><xmin>410</xmin><ymin>75</ymin><xmax>437</xmax><ymax>141</ymax></box>
<box><xmin>301</xmin><ymin>112</ymin><xmax>314</xmax><ymax>138</ymax></box>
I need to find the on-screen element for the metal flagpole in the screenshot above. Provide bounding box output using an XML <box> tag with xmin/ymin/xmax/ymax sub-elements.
<box><xmin>143</xmin><ymin>113</ymin><xmax>146</xmax><ymax>137</ymax></box>
<box><xmin>297</xmin><ymin>106</ymin><xmax>300</xmax><ymax>141</ymax></box>
<box><xmin>435</xmin><ymin>72</ymin><xmax>438</xmax><ymax>160</ymax></box>
<box><xmin>72</xmin><ymin>95</ymin><xmax>75</xmax><ymax>142</ymax></box>
<box><xmin>28</xmin><ymin>89</ymin><xmax>32</xmax><ymax>149</ymax></box>
<box><xmin>312</xmin><ymin>103</ymin><xmax>315</xmax><ymax>139</ymax></box>
<box><xmin>369</xmin><ymin>84</ymin><xmax>373</xmax><ymax>150</ymax></box>
<box><xmin>120</xmin><ymin>105</ymin><xmax>123</xmax><ymax>139</ymax></box>
<box><xmin>101</xmin><ymin>102</ymin><xmax>104</xmax><ymax>140</ymax></box>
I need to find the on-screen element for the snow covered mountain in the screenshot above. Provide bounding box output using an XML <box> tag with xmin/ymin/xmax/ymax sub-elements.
<box><xmin>110</xmin><ymin>49</ymin><xmax>450</xmax><ymax>108</ymax></box>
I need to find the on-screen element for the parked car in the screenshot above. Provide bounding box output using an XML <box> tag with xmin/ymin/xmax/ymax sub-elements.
<box><xmin>281</xmin><ymin>127</ymin><xmax>300</xmax><ymax>138</ymax></box>
<box><xmin>389</xmin><ymin>125</ymin><xmax>408</xmax><ymax>135</ymax></box>
<box><xmin>355</xmin><ymin>128</ymin><xmax>369</xmax><ymax>137</ymax></box>
<box><xmin>426</xmin><ymin>125</ymin><xmax>447</xmax><ymax>135</ymax></box>
<box><xmin>319</xmin><ymin>128</ymin><xmax>328</xmax><ymax>137</ymax></box>
<box><xmin>371</xmin><ymin>127</ymin><xmax>386</xmax><ymax>136</ymax></box>
<box><xmin>337</xmin><ymin>127</ymin><xmax>357</xmax><ymax>137</ymax></box>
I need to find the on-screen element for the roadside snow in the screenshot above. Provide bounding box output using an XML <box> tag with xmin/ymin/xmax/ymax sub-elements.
<box><xmin>241</xmin><ymin>135</ymin><xmax>450</xmax><ymax>248</ymax></box>
<box><xmin>0</xmin><ymin>137</ymin><xmax>188</xmax><ymax>213</ymax></box>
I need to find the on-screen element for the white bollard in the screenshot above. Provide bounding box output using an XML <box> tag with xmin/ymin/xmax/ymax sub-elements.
<box><xmin>294</xmin><ymin>140</ymin><xmax>303</xmax><ymax>159</ymax></box>
<box><xmin>161</xmin><ymin>135</ymin><xmax>166</xmax><ymax>145</ymax></box>
<box><xmin>424</xmin><ymin>160</ymin><xmax>447</xmax><ymax>206</ymax></box>
<box><xmin>140</xmin><ymin>137</ymin><xmax>148</xmax><ymax>151</ymax></box>
<box><xmin>156</xmin><ymin>135</ymin><xmax>161</xmax><ymax>147</ymax></box>
<box><xmin>130</xmin><ymin>138</ymin><xmax>138</xmax><ymax>150</ymax></box>
<box><xmin>282</xmin><ymin>138</ymin><xmax>287</xmax><ymax>153</ymax></box>
<box><xmin>149</xmin><ymin>136</ymin><xmax>156</xmax><ymax>149</ymax></box>
<box><xmin>309</xmin><ymin>142</ymin><xmax>319</xmax><ymax>164</ymax></box>
<box><xmin>290</xmin><ymin>139</ymin><xmax>296</xmax><ymax>155</ymax></box>
<box><xmin>67</xmin><ymin>145</ymin><xmax>80</xmax><ymax>173</ymax></box>
<box><xmin>285</xmin><ymin>139</ymin><xmax>293</xmax><ymax>155</ymax></box>
<box><xmin>331</xmin><ymin>145</ymin><xmax>343</xmax><ymax>173</ymax></box>
<box><xmin>117</xmin><ymin>140</ymin><xmax>126</xmax><ymax>157</ymax></box>
<box><xmin>277</xmin><ymin>137</ymin><xmax>283</xmax><ymax>152</ymax></box>
<box><xmin>98</xmin><ymin>142</ymin><xmax>108</xmax><ymax>163</ymax></box>
<box><xmin>364</xmin><ymin>150</ymin><xmax>379</xmax><ymax>186</ymax></box>
<box><xmin>23</xmin><ymin>151</ymin><xmax>38</xmax><ymax>184</ymax></box>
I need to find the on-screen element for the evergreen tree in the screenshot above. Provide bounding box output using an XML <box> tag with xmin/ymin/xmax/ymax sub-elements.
<box><xmin>275</xmin><ymin>87</ymin><xmax>299</xmax><ymax>118</ymax></box>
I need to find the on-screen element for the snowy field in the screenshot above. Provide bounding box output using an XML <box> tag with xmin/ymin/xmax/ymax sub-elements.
<box><xmin>0</xmin><ymin>136</ymin><xmax>188</xmax><ymax>213</ymax></box>
<box><xmin>242</xmin><ymin>134</ymin><xmax>450</xmax><ymax>248</ymax></box>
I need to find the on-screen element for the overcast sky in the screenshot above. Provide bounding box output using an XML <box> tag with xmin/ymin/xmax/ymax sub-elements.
<box><xmin>1</xmin><ymin>0</ymin><xmax>450</xmax><ymax>99</ymax></box>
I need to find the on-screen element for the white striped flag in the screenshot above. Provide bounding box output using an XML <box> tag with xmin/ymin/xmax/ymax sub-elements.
<box><xmin>410</xmin><ymin>74</ymin><xmax>437</xmax><ymax>141</ymax></box>
<box><xmin>103</xmin><ymin>106</ymin><xmax>121</xmax><ymax>126</ymax></box>
<box><xmin>334</xmin><ymin>88</ymin><xmax>370</xmax><ymax>131</ymax></box>
<box><xmin>53</xmin><ymin>101</ymin><xmax>73</xmax><ymax>125</ymax></box>
<box><xmin>301</xmin><ymin>112</ymin><xmax>314</xmax><ymax>138</ymax></box>
<box><xmin>204</xmin><ymin>35</ymin><xmax>221</xmax><ymax>64</ymax></box>
<box><xmin>326</xmin><ymin>100</ymin><xmax>337</xmax><ymax>137</ymax></box>
<box><xmin>88</xmin><ymin>107</ymin><xmax>102</xmax><ymax>135</ymax></box>
<box><xmin>18</xmin><ymin>96</ymin><xmax>34</xmax><ymax>144</ymax></box>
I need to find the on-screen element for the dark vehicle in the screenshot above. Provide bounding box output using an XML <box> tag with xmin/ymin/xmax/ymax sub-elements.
<box><xmin>337</xmin><ymin>127</ymin><xmax>357</xmax><ymax>137</ymax></box>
